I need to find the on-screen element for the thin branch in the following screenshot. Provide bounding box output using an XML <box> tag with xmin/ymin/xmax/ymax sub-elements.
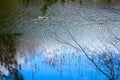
<box><xmin>65</xmin><ymin>28</ymin><xmax>112</xmax><ymax>80</ymax></box>
<box><xmin>48</xmin><ymin>32</ymin><xmax>79</xmax><ymax>50</ymax></box>
<box><xmin>116</xmin><ymin>66</ymin><xmax>120</xmax><ymax>80</ymax></box>
<box><xmin>101</xmin><ymin>7</ymin><xmax>120</xmax><ymax>15</ymax></box>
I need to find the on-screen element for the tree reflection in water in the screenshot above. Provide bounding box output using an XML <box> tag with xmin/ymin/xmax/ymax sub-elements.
<box><xmin>0</xmin><ymin>32</ymin><xmax>24</xmax><ymax>80</ymax></box>
<box><xmin>0</xmin><ymin>8</ymin><xmax>24</xmax><ymax>79</ymax></box>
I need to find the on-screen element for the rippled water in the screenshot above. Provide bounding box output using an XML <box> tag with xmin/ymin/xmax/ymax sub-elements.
<box><xmin>0</xmin><ymin>1</ymin><xmax>120</xmax><ymax>80</ymax></box>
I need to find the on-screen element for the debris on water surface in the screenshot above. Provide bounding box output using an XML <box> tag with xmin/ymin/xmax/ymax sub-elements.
<box><xmin>38</xmin><ymin>16</ymin><xmax>51</xmax><ymax>19</ymax></box>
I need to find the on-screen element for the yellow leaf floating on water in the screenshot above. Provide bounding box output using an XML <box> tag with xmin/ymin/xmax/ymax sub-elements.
<box><xmin>38</xmin><ymin>16</ymin><xmax>51</xmax><ymax>19</ymax></box>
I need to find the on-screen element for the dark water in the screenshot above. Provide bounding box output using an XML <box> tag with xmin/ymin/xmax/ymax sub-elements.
<box><xmin>0</xmin><ymin>1</ymin><xmax>120</xmax><ymax>80</ymax></box>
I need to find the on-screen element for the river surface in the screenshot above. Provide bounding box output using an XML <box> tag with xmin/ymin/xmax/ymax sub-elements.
<box><xmin>0</xmin><ymin>1</ymin><xmax>120</xmax><ymax>80</ymax></box>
